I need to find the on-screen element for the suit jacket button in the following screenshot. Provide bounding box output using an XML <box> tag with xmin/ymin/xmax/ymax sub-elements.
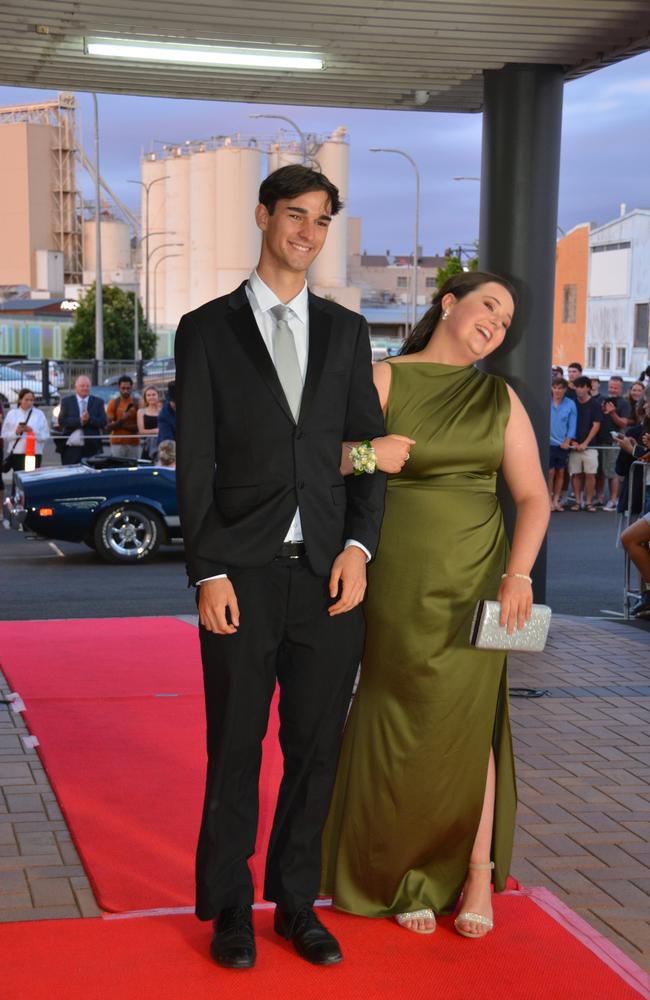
<box><xmin>297</xmin><ymin>481</ymin><xmax>305</xmax><ymax>490</ymax></box>
<box><xmin>295</xmin><ymin>430</ymin><xmax>303</xmax><ymax>440</ymax></box>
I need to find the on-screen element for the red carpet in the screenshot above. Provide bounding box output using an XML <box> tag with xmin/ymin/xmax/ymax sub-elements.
<box><xmin>2</xmin><ymin>899</ymin><xmax>647</xmax><ymax>1000</ymax></box>
<box><xmin>0</xmin><ymin>617</ymin><xmax>282</xmax><ymax>912</ymax></box>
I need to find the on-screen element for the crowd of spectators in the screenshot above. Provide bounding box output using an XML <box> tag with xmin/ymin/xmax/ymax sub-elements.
<box><xmin>550</xmin><ymin>363</ymin><xmax>650</xmax><ymax>617</ymax></box>
<box><xmin>0</xmin><ymin>376</ymin><xmax>176</xmax><ymax>475</ymax></box>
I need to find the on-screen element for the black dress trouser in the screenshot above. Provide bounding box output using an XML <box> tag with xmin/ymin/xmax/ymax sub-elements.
<box><xmin>195</xmin><ymin>555</ymin><xmax>364</xmax><ymax>920</ymax></box>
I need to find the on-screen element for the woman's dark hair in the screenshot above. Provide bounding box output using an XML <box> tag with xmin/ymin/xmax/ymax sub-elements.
<box><xmin>259</xmin><ymin>164</ymin><xmax>342</xmax><ymax>216</ymax></box>
<box><xmin>17</xmin><ymin>388</ymin><xmax>35</xmax><ymax>403</ymax></box>
<box><xmin>399</xmin><ymin>270</ymin><xmax>517</xmax><ymax>356</ymax></box>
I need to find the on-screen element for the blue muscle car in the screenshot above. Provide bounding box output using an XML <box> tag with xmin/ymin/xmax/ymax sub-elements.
<box><xmin>4</xmin><ymin>457</ymin><xmax>180</xmax><ymax>563</ymax></box>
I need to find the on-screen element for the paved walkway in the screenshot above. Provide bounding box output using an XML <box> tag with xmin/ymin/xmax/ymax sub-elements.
<box><xmin>0</xmin><ymin>615</ymin><xmax>648</xmax><ymax>974</ymax></box>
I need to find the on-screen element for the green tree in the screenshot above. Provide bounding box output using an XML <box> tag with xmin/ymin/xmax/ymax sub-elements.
<box><xmin>64</xmin><ymin>283</ymin><xmax>156</xmax><ymax>360</ymax></box>
<box><xmin>434</xmin><ymin>251</ymin><xmax>479</xmax><ymax>295</ymax></box>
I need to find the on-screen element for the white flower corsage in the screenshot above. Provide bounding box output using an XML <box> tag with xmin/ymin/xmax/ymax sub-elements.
<box><xmin>349</xmin><ymin>440</ymin><xmax>377</xmax><ymax>476</ymax></box>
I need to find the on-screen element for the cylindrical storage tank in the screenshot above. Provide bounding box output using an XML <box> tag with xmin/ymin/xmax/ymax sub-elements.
<box><xmin>162</xmin><ymin>151</ymin><xmax>191</xmax><ymax>328</ymax></box>
<box><xmin>140</xmin><ymin>154</ymin><xmax>167</xmax><ymax>327</ymax></box>
<box><xmin>189</xmin><ymin>147</ymin><xmax>217</xmax><ymax>309</ymax></box>
<box><xmin>83</xmin><ymin>218</ymin><xmax>131</xmax><ymax>272</ymax></box>
<box><xmin>214</xmin><ymin>146</ymin><xmax>263</xmax><ymax>296</ymax></box>
<box><xmin>267</xmin><ymin>142</ymin><xmax>303</xmax><ymax>174</ymax></box>
<box><xmin>309</xmin><ymin>128</ymin><xmax>349</xmax><ymax>289</ymax></box>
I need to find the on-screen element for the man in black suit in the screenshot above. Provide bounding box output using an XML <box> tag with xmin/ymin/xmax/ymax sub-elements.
<box><xmin>175</xmin><ymin>165</ymin><xmax>386</xmax><ymax>970</ymax></box>
<box><xmin>58</xmin><ymin>375</ymin><xmax>107</xmax><ymax>465</ymax></box>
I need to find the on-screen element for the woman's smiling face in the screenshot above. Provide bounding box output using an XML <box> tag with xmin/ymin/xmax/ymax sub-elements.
<box><xmin>443</xmin><ymin>281</ymin><xmax>515</xmax><ymax>360</ymax></box>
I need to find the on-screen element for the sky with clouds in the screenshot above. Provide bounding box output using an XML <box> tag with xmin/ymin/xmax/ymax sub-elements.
<box><xmin>0</xmin><ymin>50</ymin><xmax>648</xmax><ymax>256</ymax></box>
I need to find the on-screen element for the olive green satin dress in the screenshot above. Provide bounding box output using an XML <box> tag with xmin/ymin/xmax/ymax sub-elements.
<box><xmin>321</xmin><ymin>361</ymin><xmax>517</xmax><ymax>917</ymax></box>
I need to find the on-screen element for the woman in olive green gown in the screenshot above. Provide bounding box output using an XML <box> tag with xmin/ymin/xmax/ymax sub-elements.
<box><xmin>322</xmin><ymin>272</ymin><xmax>549</xmax><ymax>938</ymax></box>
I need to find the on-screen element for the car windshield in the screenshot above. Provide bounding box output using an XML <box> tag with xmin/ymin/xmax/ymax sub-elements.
<box><xmin>0</xmin><ymin>365</ymin><xmax>23</xmax><ymax>380</ymax></box>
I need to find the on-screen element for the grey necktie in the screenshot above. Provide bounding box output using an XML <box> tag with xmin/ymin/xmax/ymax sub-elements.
<box><xmin>271</xmin><ymin>304</ymin><xmax>303</xmax><ymax>420</ymax></box>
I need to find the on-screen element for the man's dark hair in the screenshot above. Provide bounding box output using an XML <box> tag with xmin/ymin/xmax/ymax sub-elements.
<box><xmin>609</xmin><ymin>375</ymin><xmax>624</xmax><ymax>384</ymax></box>
<box><xmin>118</xmin><ymin>375</ymin><xmax>133</xmax><ymax>386</ymax></box>
<box><xmin>573</xmin><ymin>376</ymin><xmax>591</xmax><ymax>389</ymax></box>
<box><xmin>552</xmin><ymin>377</ymin><xmax>568</xmax><ymax>389</ymax></box>
<box><xmin>568</xmin><ymin>361</ymin><xmax>583</xmax><ymax>372</ymax></box>
<box><xmin>258</xmin><ymin>164</ymin><xmax>342</xmax><ymax>217</ymax></box>
<box><xmin>166</xmin><ymin>380</ymin><xmax>176</xmax><ymax>403</ymax></box>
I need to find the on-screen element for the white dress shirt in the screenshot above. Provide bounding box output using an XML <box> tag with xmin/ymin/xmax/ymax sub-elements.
<box><xmin>197</xmin><ymin>271</ymin><xmax>370</xmax><ymax>584</ymax></box>
<box><xmin>1</xmin><ymin>405</ymin><xmax>49</xmax><ymax>455</ymax></box>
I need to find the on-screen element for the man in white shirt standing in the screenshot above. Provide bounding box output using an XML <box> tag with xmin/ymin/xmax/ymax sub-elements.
<box><xmin>175</xmin><ymin>165</ymin><xmax>386</xmax><ymax>971</ymax></box>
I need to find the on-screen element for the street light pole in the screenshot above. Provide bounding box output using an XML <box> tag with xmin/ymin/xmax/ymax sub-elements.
<box><xmin>249</xmin><ymin>113</ymin><xmax>309</xmax><ymax>165</ymax></box>
<box><xmin>153</xmin><ymin>254</ymin><xmax>181</xmax><ymax>334</ymax></box>
<box><xmin>145</xmin><ymin>242</ymin><xmax>184</xmax><ymax>331</ymax></box>
<box><xmin>370</xmin><ymin>148</ymin><xmax>420</xmax><ymax>333</ymax></box>
<box><xmin>128</xmin><ymin>176</ymin><xmax>168</xmax><ymax>325</ymax></box>
<box><xmin>92</xmin><ymin>93</ymin><xmax>103</xmax><ymax>364</ymax></box>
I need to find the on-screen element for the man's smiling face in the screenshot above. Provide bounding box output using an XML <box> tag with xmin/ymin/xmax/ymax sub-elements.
<box><xmin>255</xmin><ymin>190</ymin><xmax>332</xmax><ymax>274</ymax></box>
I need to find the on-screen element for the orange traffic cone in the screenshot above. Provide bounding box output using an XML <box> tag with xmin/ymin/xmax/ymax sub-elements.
<box><xmin>24</xmin><ymin>428</ymin><xmax>36</xmax><ymax>472</ymax></box>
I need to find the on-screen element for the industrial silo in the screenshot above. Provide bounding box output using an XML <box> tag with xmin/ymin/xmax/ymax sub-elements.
<box><xmin>214</xmin><ymin>144</ymin><xmax>262</xmax><ymax>296</ymax></box>
<box><xmin>267</xmin><ymin>141</ymin><xmax>303</xmax><ymax>173</ymax></box>
<box><xmin>83</xmin><ymin>215</ymin><xmax>132</xmax><ymax>274</ymax></box>
<box><xmin>162</xmin><ymin>149</ymin><xmax>191</xmax><ymax>329</ymax></box>
<box><xmin>310</xmin><ymin>127</ymin><xmax>349</xmax><ymax>291</ymax></box>
<box><xmin>189</xmin><ymin>145</ymin><xmax>217</xmax><ymax>310</ymax></box>
<box><xmin>140</xmin><ymin>153</ymin><xmax>167</xmax><ymax>326</ymax></box>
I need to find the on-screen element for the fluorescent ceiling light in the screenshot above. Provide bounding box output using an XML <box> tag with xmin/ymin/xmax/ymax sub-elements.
<box><xmin>85</xmin><ymin>38</ymin><xmax>323</xmax><ymax>71</ymax></box>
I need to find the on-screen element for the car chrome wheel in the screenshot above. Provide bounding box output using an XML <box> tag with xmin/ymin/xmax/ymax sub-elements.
<box><xmin>94</xmin><ymin>504</ymin><xmax>163</xmax><ymax>563</ymax></box>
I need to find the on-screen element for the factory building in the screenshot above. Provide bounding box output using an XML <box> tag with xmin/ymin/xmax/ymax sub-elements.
<box><xmin>0</xmin><ymin>94</ymin><xmax>82</xmax><ymax>294</ymax></box>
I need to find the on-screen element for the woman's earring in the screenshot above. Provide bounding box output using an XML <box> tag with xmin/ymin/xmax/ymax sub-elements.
<box><xmin>442</xmin><ymin>309</ymin><xmax>449</xmax><ymax>320</ymax></box>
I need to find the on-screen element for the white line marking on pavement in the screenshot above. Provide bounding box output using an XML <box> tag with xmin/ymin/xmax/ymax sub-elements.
<box><xmin>48</xmin><ymin>542</ymin><xmax>65</xmax><ymax>558</ymax></box>
<box><xmin>599</xmin><ymin>609</ymin><xmax>625</xmax><ymax>617</ymax></box>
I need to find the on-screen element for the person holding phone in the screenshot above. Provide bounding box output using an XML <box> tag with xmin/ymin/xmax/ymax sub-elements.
<box><xmin>106</xmin><ymin>376</ymin><xmax>140</xmax><ymax>460</ymax></box>
<box><xmin>1</xmin><ymin>389</ymin><xmax>49</xmax><ymax>473</ymax></box>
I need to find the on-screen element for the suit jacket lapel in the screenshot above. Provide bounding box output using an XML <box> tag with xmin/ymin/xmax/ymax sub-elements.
<box><xmin>225</xmin><ymin>282</ymin><xmax>295</xmax><ymax>424</ymax></box>
<box><xmin>298</xmin><ymin>295</ymin><xmax>331</xmax><ymax>426</ymax></box>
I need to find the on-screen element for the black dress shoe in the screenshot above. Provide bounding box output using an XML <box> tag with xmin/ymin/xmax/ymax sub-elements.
<box><xmin>274</xmin><ymin>905</ymin><xmax>342</xmax><ymax>965</ymax></box>
<box><xmin>210</xmin><ymin>905</ymin><xmax>255</xmax><ymax>969</ymax></box>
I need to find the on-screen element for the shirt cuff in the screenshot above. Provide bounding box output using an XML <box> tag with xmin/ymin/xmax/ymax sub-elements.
<box><xmin>196</xmin><ymin>574</ymin><xmax>228</xmax><ymax>584</ymax></box>
<box><xmin>345</xmin><ymin>539</ymin><xmax>371</xmax><ymax>562</ymax></box>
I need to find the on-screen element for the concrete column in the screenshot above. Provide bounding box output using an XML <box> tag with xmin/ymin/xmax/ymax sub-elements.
<box><xmin>479</xmin><ymin>63</ymin><xmax>564</xmax><ymax>602</ymax></box>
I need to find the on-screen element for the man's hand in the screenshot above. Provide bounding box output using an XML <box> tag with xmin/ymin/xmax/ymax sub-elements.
<box><xmin>80</xmin><ymin>410</ymin><xmax>90</xmax><ymax>425</ymax></box>
<box><xmin>576</xmin><ymin>441</ymin><xmax>587</xmax><ymax>452</ymax></box>
<box><xmin>372</xmin><ymin>434</ymin><xmax>416</xmax><ymax>473</ymax></box>
<box><xmin>328</xmin><ymin>546</ymin><xmax>367</xmax><ymax>616</ymax></box>
<box><xmin>198</xmin><ymin>578</ymin><xmax>240</xmax><ymax>634</ymax></box>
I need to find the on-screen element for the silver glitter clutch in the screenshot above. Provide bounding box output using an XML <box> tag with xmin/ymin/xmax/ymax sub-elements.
<box><xmin>469</xmin><ymin>600</ymin><xmax>551</xmax><ymax>652</ymax></box>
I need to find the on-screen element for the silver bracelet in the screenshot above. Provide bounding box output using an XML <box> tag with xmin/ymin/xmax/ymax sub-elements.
<box><xmin>501</xmin><ymin>572</ymin><xmax>532</xmax><ymax>584</ymax></box>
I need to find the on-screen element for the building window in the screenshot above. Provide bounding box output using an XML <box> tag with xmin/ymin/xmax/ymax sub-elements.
<box><xmin>634</xmin><ymin>303</ymin><xmax>649</xmax><ymax>348</ymax></box>
<box><xmin>616</xmin><ymin>347</ymin><xmax>626</xmax><ymax>370</ymax></box>
<box><xmin>586</xmin><ymin>346</ymin><xmax>596</xmax><ymax>368</ymax></box>
<box><xmin>562</xmin><ymin>284</ymin><xmax>577</xmax><ymax>323</ymax></box>
<box><xmin>601</xmin><ymin>345</ymin><xmax>611</xmax><ymax>370</ymax></box>
<box><xmin>396</xmin><ymin>276</ymin><xmax>408</xmax><ymax>289</ymax></box>
<box><xmin>592</xmin><ymin>241</ymin><xmax>631</xmax><ymax>253</ymax></box>
<box><xmin>425</xmin><ymin>277</ymin><xmax>436</xmax><ymax>288</ymax></box>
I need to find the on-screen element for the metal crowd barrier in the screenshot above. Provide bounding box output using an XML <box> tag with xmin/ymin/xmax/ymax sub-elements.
<box><xmin>623</xmin><ymin>460</ymin><xmax>649</xmax><ymax>619</ymax></box>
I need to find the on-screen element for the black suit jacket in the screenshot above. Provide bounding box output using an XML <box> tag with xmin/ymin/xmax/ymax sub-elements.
<box><xmin>175</xmin><ymin>282</ymin><xmax>386</xmax><ymax>585</ymax></box>
<box><xmin>59</xmin><ymin>394</ymin><xmax>107</xmax><ymax>456</ymax></box>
